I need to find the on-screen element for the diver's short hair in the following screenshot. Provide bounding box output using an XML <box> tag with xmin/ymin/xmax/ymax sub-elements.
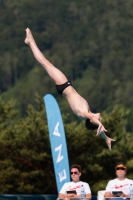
<box><xmin>85</xmin><ymin>119</ymin><xmax>98</xmax><ymax>130</ymax></box>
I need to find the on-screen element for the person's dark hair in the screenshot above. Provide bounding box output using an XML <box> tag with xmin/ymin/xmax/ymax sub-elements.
<box><xmin>85</xmin><ymin>119</ymin><xmax>98</xmax><ymax>130</ymax></box>
<box><xmin>71</xmin><ymin>164</ymin><xmax>81</xmax><ymax>172</ymax></box>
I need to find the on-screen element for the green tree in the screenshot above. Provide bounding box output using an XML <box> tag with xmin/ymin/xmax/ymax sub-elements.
<box><xmin>0</xmin><ymin>95</ymin><xmax>56</xmax><ymax>194</ymax></box>
<box><xmin>1</xmin><ymin>0</ymin><xmax>133</xmax><ymax>133</ymax></box>
<box><xmin>0</xmin><ymin>97</ymin><xmax>133</xmax><ymax>194</ymax></box>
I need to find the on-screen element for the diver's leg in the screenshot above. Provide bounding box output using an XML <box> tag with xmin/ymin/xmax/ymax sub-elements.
<box><xmin>25</xmin><ymin>28</ymin><xmax>68</xmax><ymax>85</ymax></box>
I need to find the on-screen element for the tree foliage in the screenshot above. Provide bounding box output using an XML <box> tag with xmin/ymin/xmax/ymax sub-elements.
<box><xmin>0</xmin><ymin>96</ymin><xmax>133</xmax><ymax>194</ymax></box>
<box><xmin>0</xmin><ymin>95</ymin><xmax>55</xmax><ymax>194</ymax></box>
<box><xmin>0</xmin><ymin>0</ymin><xmax>133</xmax><ymax>195</ymax></box>
<box><xmin>0</xmin><ymin>0</ymin><xmax>133</xmax><ymax>130</ymax></box>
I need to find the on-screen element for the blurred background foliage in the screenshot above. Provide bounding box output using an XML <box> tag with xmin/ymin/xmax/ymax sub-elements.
<box><xmin>0</xmin><ymin>96</ymin><xmax>133</xmax><ymax>194</ymax></box>
<box><xmin>0</xmin><ymin>0</ymin><xmax>133</xmax><ymax>195</ymax></box>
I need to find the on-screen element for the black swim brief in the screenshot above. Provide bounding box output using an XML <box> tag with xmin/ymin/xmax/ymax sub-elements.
<box><xmin>56</xmin><ymin>80</ymin><xmax>72</xmax><ymax>95</ymax></box>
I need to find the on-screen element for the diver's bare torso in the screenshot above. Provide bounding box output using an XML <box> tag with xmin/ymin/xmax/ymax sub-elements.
<box><xmin>62</xmin><ymin>85</ymin><xmax>90</xmax><ymax>119</ymax></box>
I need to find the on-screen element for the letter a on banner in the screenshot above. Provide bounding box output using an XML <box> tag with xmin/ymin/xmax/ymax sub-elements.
<box><xmin>44</xmin><ymin>94</ymin><xmax>70</xmax><ymax>192</ymax></box>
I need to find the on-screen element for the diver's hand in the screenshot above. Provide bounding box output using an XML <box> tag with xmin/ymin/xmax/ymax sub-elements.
<box><xmin>106</xmin><ymin>137</ymin><xmax>116</xmax><ymax>150</ymax></box>
<box><xmin>97</xmin><ymin>124</ymin><xmax>107</xmax><ymax>136</ymax></box>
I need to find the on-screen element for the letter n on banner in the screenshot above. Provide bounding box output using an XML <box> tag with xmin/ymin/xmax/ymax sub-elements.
<box><xmin>44</xmin><ymin>94</ymin><xmax>70</xmax><ymax>193</ymax></box>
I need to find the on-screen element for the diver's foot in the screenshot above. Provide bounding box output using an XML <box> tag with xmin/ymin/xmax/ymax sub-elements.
<box><xmin>24</xmin><ymin>28</ymin><xmax>34</xmax><ymax>45</ymax></box>
<box><xmin>106</xmin><ymin>137</ymin><xmax>115</xmax><ymax>150</ymax></box>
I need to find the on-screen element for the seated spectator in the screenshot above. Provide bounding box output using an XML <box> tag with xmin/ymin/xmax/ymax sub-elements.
<box><xmin>58</xmin><ymin>164</ymin><xmax>91</xmax><ymax>199</ymax></box>
<box><xmin>104</xmin><ymin>163</ymin><xmax>133</xmax><ymax>198</ymax></box>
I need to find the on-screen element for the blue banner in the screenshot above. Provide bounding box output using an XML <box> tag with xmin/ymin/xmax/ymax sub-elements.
<box><xmin>44</xmin><ymin>94</ymin><xmax>70</xmax><ymax>193</ymax></box>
